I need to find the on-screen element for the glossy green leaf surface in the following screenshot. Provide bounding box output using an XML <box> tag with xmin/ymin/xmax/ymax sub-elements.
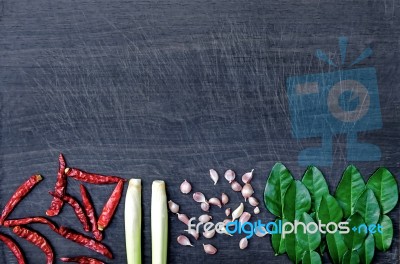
<box><xmin>358</xmin><ymin>233</ymin><xmax>374</xmax><ymax>264</ymax></box>
<box><xmin>271</xmin><ymin>218</ymin><xmax>286</xmax><ymax>255</ymax></box>
<box><xmin>302</xmin><ymin>251</ymin><xmax>322</xmax><ymax>264</ymax></box>
<box><xmin>317</xmin><ymin>194</ymin><xmax>343</xmax><ymax>225</ymax></box>
<box><xmin>343</xmin><ymin>213</ymin><xmax>367</xmax><ymax>250</ymax></box>
<box><xmin>302</xmin><ymin>166</ymin><xmax>329</xmax><ymax>210</ymax></box>
<box><xmin>374</xmin><ymin>215</ymin><xmax>393</xmax><ymax>251</ymax></box>
<box><xmin>326</xmin><ymin>232</ymin><xmax>347</xmax><ymax>264</ymax></box>
<box><xmin>342</xmin><ymin>250</ymin><xmax>360</xmax><ymax>264</ymax></box>
<box><xmin>283</xmin><ymin>180</ymin><xmax>311</xmax><ymax>221</ymax></box>
<box><xmin>285</xmin><ymin>232</ymin><xmax>305</xmax><ymax>264</ymax></box>
<box><xmin>296</xmin><ymin>212</ymin><xmax>321</xmax><ymax>251</ymax></box>
<box><xmin>354</xmin><ymin>189</ymin><xmax>380</xmax><ymax>225</ymax></box>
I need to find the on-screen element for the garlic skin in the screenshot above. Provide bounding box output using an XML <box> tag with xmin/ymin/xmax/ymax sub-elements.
<box><xmin>224</xmin><ymin>169</ymin><xmax>235</xmax><ymax>183</ymax></box>
<box><xmin>193</xmin><ymin>192</ymin><xmax>206</xmax><ymax>203</ymax></box>
<box><xmin>177</xmin><ymin>235</ymin><xmax>193</xmax><ymax>247</ymax></box>
<box><xmin>239</xmin><ymin>212</ymin><xmax>251</xmax><ymax>224</ymax></box>
<box><xmin>203</xmin><ymin>244</ymin><xmax>217</xmax><ymax>255</ymax></box>
<box><xmin>185</xmin><ymin>229</ymin><xmax>199</xmax><ymax>240</ymax></box>
<box><xmin>203</xmin><ymin>229</ymin><xmax>216</xmax><ymax>239</ymax></box>
<box><xmin>254</xmin><ymin>207</ymin><xmax>260</xmax><ymax>215</ymax></box>
<box><xmin>208</xmin><ymin>197</ymin><xmax>222</xmax><ymax>208</ymax></box>
<box><xmin>231</xmin><ymin>181</ymin><xmax>242</xmax><ymax>192</ymax></box>
<box><xmin>177</xmin><ymin>213</ymin><xmax>190</xmax><ymax>225</ymax></box>
<box><xmin>222</xmin><ymin>219</ymin><xmax>231</xmax><ymax>226</ymax></box>
<box><xmin>232</xmin><ymin>203</ymin><xmax>244</xmax><ymax>221</ymax></box>
<box><xmin>168</xmin><ymin>200</ymin><xmax>179</xmax><ymax>213</ymax></box>
<box><xmin>201</xmin><ymin>202</ymin><xmax>210</xmax><ymax>212</ymax></box>
<box><xmin>209</xmin><ymin>169</ymin><xmax>219</xmax><ymax>185</ymax></box>
<box><xmin>239</xmin><ymin>237</ymin><xmax>248</xmax><ymax>249</ymax></box>
<box><xmin>241</xmin><ymin>169</ymin><xmax>254</xmax><ymax>184</ymax></box>
<box><xmin>255</xmin><ymin>226</ymin><xmax>268</xmax><ymax>237</ymax></box>
<box><xmin>221</xmin><ymin>193</ymin><xmax>229</xmax><ymax>205</ymax></box>
<box><xmin>198</xmin><ymin>214</ymin><xmax>212</xmax><ymax>223</ymax></box>
<box><xmin>225</xmin><ymin>208</ymin><xmax>231</xmax><ymax>217</ymax></box>
<box><xmin>180</xmin><ymin>180</ymin><xmax>192</xmax><ymax>194</ymax></box>
<box><xmin>241</xmin><ymin>183</ymin><xmax>254</xmax><ymax>201</ymax></box>
<box><xmin>248</xmin><ymin>196</ymin><xmax>259</xmax><ymax>206</ymax></box>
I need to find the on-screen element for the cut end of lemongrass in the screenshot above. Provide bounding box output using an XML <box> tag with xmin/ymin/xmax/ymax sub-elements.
<box><xmin>129</xmin><ymin>178</ymin><xmax>142</xmax><ymax>186</ymax></box>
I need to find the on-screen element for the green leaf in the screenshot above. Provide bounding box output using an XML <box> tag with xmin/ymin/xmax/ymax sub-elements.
<box><xmin>319</xmin><ymin>239</ymin><xmax>326</xmax><ymax>255</ymax></box>
<box><xmin>374</xmin><ymin>215</ymin><xmax>393</xmax><ymax>251</ymax></box>
<box><xmin>354</xmin><ymin>189</ymin><xmax>380</xmax><ymax>225</ymax></box>
<box><xmin>283</xmin><ymin>180</ymin><xmax>311</xmax><ymax>221</ymax></box>
<box><xmin>335</xmin><ymin>165</ymin><xmax>366</xmax><ymax>218</ymax></box>
<box><xmin>326</xmin><ymin>232</ymin><xmax>347</xmax><ymax>264</ymax></box>
<box><xmin>366</xmin><ymin>167</ymin><xmax>399</xmax><ymax>214</ymax></box>
<box><xmin>302</xmin><ymin>251</ymin><xmax>322</xmax><ymax>264</ymax></box>
<box><xmin>285</xmin><ymin>232</ymin><xmax>305</xmax><ymax>264</ymax></box>
<box><xmin>296</xmin><ymin>212</ymin><xmax>321</xmax><ymax>251</ymax></box>
<box><xmin>317</xmin><ymin>194</ymin><xmax>343</xmax><ymax>225</ymax></box>
<box><xmin>358</xmin><ymin>233</ymin><xmax>374</xmax><ymax>264</ymax></box>
<box><xmin>302</xmin><ymin>166</ymin><xmax>329</xmax><ymax>211</ymax></box>
<box><xmin>271</xmin><ymin>218</ymin><xmax>286</xmax><ymax>255</ymax></box>
<box><xmin>264</xmin><ymin>163</ymin><xmax>294</xmax><ymax>217</ymax></box>
<box><xmin>343</xmin><ymin>213</ymin><xmax>367</xmax><ymax>250</ymax></box>
<box><xmin>342</xmin><ymin>251</ymin><xmax>360</xmax><ymax>264</ymax></box>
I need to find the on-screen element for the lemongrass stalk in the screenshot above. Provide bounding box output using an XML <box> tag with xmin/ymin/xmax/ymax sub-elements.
<box><xmin>151</xmin><ymin>180</ymin><xmax>168</xmax><ymax>264</ymax></box>
<box><xmin>125</xmin><ymin>179</ymin><xmax>142</xmax><ymax>264</ymax></box>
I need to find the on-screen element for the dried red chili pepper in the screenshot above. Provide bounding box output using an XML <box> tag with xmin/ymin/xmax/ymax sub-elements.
<box><xmin>4</xmin><ymin>217</ymin><xmax>58</xmax><ymax>233</ymax></box>
<box><xmin>57</xmin><ymin>226</ymin><xmax>113</xmax><ymax>259</ymax></box>
<box><xmin>12</xmin><ymin>226</ymin><xmax>54</xmax><ymax>264</ymax></box>
<box><xmin>0</xmin><ymin>174</ymin><xmax>43</xmax><ymax>224</ymax></box>
<box><xmin>65</xmin><ymin>167</ymin><xmax>126</xmax><ymax>184</ymax></box>
<box><xmin>60</xmin><ymin>256</ymin><xmax>105</xmax><ymax>264</ymax></box>
<box><xmin>80</xmin><ymin>184</ymin><xmax>102</xmax><ymax>241</ymax></box>
<box><xmin>49</xmin><ymin>191</ymin><xmax>90</xmax><ymax>232</ymax></box>
<box><xmin>97</xmin><ymin>180</ymin><xmax>124</xmax><ymax>231</ymax></box>
<box><xmin>0</xmin><ymin>232</ymin><xmax>26</xmax><ymax>264</ymax></box>
<box><xmin>46</xmin><ymin>153</ymin><xmax>67</xmax><ymax>216</ymax></box>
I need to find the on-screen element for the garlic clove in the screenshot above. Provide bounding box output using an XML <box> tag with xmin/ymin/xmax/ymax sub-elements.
<box><xmin>184</xmin><ymin>229</ymin><xmax>199</xmax><ymax>240</ymax></box>
<box><xmin>208</xmin><ymin>197</ymin><xmax>222</xmax><ymax>208</ymax></box>
<box><xmin>248</xmin><ymin>196</ymin><xmax>259</xmax><ymax>206</ymax></box>
<box><xmin>232</xmin><ymin>203</ymin><xmax>244</xmax><ymax>221</ymax></box>
<box><xmin>221</xmin><ymin>193</ymin><xmax>229</xmax><ymax>205</ymax></box>
<box><xmin>168</xmin><ymin>200</ymin><xmax>179</xmax><ymax>213</ymax></box>
<box><xmin>239</xmin><ymin>237</ymin><xmax>248</xmax><ymax>249</ymax></box>
<box><xmin>177</xmin><ymin>213</ymin><xmax>190</xmax><ymax>225</ymax></box>
<box><xmin>224</xmin><ymin>169</ymin><xmax>235</xmax><ymax>183</ymax></box>
<box><xmin>225</xmin><ymin>208</ymin><xmax>231</xmax><ymax>217</ymax></box>
<box><xmin>220</xmin><ymin>228</ymin><xmax>233</xmax><ymax>236</ymax></box>
<box><xmin>193</xmin><ymin>192</ymin><xmax>206</xmax><ymax>203</ymax></box>
<box><xmin>223</xmin><ymin>219</ymin><xmax>231</xmax><ymax>226</ymax></box>
<box><xmin>203</xmin><ymin>244</ymin><xmax>217</xmax><ymax>255</ymax></box>
<box><xmin>255</xmin><ymin>226</ymin><xmax>268</xmax><ymax>237</ymax></box>
<box><xmin>202</xmin><ymin>229</ymin><xmax>216</xmax><ymax>239</ymax></box>
<box><xmin>209</xmin><ymin>169</ymin><xmax>219</xmax><ymax>185</ymax></box>
<box><xmin>201</xmin><ymin>202</ymin><xmax>210</xmax><ymax>212</ymax></box>
<box><xmin>254</xmin><ymin>207</ymin><xmax>260</xmax><ymax>215</ymax></box>
<box><xmin>241</xmin><ymin>183</ymin><xmax>254</xmax><ymax>201</ymax></box>
<box><xmin>239</xmin><ymin>212</ymin><xmax>251</xmax><ymax>224</ymax></box>
<box><xmin>180</xmin><ymin>180</ymin><xmax>192</xmax><ymax>194</ymax></box>
<box><xmin>241</xmin><ymin>169</ymin><xmax>254</xmax><ymax>184</ymax></box>
<box><xmin>198</xmin><ymin>214</ymin><xmax>212</xmax><ymax>223</ymax></box>
<box><xmin>231</xmin><ymin>181</ymin><xmax>242</xmax><ymax>192</ymax></box>
<box><xmin>177</xmin><ymin>235</ymin><xmax>193</xmax><ymax>247</ymax></box>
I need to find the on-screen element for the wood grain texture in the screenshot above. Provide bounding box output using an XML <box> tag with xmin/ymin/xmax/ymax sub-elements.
<box><xmin>0</xmin><ymin>0</ymin><xmax>399</xmax><ymax>263</ymax></box>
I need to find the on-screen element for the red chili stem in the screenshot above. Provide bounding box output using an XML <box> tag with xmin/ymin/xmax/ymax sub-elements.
<box><xmin>4</xmin><ymin>217</ymin><xmax>58</xmax><ymax>233</ymax></box>
<box><xmin>49</xmin><ymin>192</ymin><xmax>90</xmax><ymax>232</ymax></box>
<box><xmin>65</xmin><ymin>168</ymin><xmax>126</xmax><ymax>184</ymax></box>
<box><xmin>60</xmin><ymin>256</ymin><xmax>105</xmax><ymax>264</ymax></box>
<box><xmin>80</xmin><ymin>184</ymin><xmax>102</xmax><ymax>241</ymax></box>
<box><xmin>0</xmin><ymin>232</ymin><xmax>26</xmax><ymax>264</ymax></box>
<box><xmin>97</xmin><ymin>180</ymin><xmax>124</xmax><ymax>231</ymax></box>
<box><xmin>12</xmin><ymin>226</ymin><xmax>54</xmax><ymax>264</ymax></box>
<box><xmin>0</xmin><ymin>174</ymin><xmax>43</xmax><ymax>224</ymax></box>
<box><xmin>57</xmin><ymin>226</ymin><xmax>112</xmax><ymax>259</ymax></box>
<box><xmin>46</xmin><ymin>154</ymin><xmax>67</xmax><ymax>216</ymax></box>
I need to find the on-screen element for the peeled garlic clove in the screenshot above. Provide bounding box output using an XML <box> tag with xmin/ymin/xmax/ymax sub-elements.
<box><xmin>185</xmin><ymin>229</ymin><xmax>199</xmax><ymax>240</ymax></box>
<box><xmin>168</xmin><ymin>200</ymin><xmax>179</xmax><ymax>213</ymax></box>
<box><xmin>232</xmin><ymin>203</ymin><xmax>244</xmax><ymax>221</ymax></box>
<box><xmin>220</xmin><ymin>228</ymin><xmax>233</xmax><ymax>236</ymax></box>
<box><xmin>203</xmin><ymin>244</ymin><xmax>217</xmax><ymax>255</ymax></box>
<box><xmin>198</xmin><ymin>214</ymin><xmax>212</xmax><ymax>223</ymax></box>
<box><xmin>203</xmin><ymin>229</ymin><xmax>216</xmax><ymax>239</ymax></box>
<box><xmin>224</xmin><ymin>169</ymin><xmax>235</xmax><ymax>183</ymax></box>
<box><xmin>254</xmin><ymin>207</ymin><xmax>260</xmax><ymax>215</ymax></box>
<box><xmin>221</xmin><ymin>193</ymin><xmax>229</xmax><ymax>205</ymax></box>
<box><xmin>209</xmin><ymin>169</ymin><xmax>219</xmax><ymax>185</ymax></box>
<box><xmin>241</xmin><ymin>183</ymin><xmax>254</xmax><ymax>201</ymax></box>
<box><xmin>180</xmin><ymin>180</ymin><xmax>192</xmax><ymax>194</ymax></box>
<box><xmin>239</xmin><ymin>237</ymin><xmax>248</xmax><ymax>249</ymax></box>
<box><xmin>193</xmin><ymin>192</ymin><xmax>206</xmax><ymax>203</ymax></box>
<box><xmin>177</xmin><ymin>213</ymin><xmax>190</xmax><ymax>225</ymax></box>
<box><xmin>177</xmin><ymin>235</ymin><xmax>193</xmax><ymax>247</ymax></box>
<box><xmin>208</xmin><ymin>197</ymin><xmax>222</xmax><ymax>208</ymax></box>
<box><xmin>201</xmin><ymin>202</ymin><xmax>210</xmax><ymax>212</ymax></box>
<box><xmin>248</xmin><ymin>196</ymin><xmax>259</xmax><ymax>206</ymax></box>
<box><xmin>239</xmin><ymin>212</ymin><xmax>251</xmax><ymax>224</ymax></box>
<box><xmin>255</xmin><ymin>226</ymin><xmax>268</xmax><ymax>237</ymax></box>
<box><xmin>241</xmin><ymin>169</ymin><xmax>254</xmax><ymax>184</ymax></box>
<box><xmin>225</xmin><ymin>208</ymin><xmax>231</xmax><ymax>216</ymax></box>
<box><xmin>231</xmin><ymin>181</ymin><xmax>242</xmax><ymax>192</ymax></box>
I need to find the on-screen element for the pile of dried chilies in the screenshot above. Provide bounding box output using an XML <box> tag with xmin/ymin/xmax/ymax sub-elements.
<box><xmin>0</xmin><ymin>153</ymin><xmax>125</xmax><ymax>264</ymax></box>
